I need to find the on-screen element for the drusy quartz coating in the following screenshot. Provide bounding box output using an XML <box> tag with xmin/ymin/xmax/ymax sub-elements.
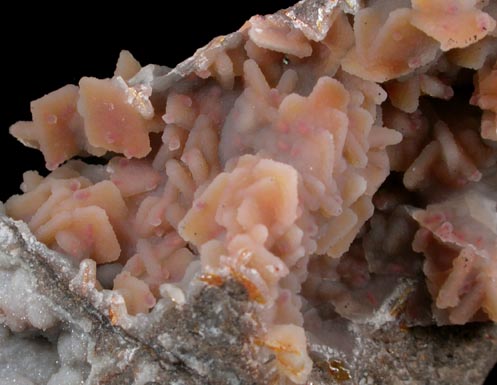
<box><xmin>1</xmin><ymin>1</ymin><xmax>497</xmax><ymax>384</ymax></box>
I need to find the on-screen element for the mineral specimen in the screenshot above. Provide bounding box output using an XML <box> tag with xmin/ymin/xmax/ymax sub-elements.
<box><xmin>1</xmin><ymin>1</ymin><xmax>497</xmax><ymax>384</ymax></box>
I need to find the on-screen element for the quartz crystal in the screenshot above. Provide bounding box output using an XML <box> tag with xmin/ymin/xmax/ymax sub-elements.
<box><xmin>1</xmin><ymin>1</ymin><xmax>497</xmax><ymax>384</ymax></box>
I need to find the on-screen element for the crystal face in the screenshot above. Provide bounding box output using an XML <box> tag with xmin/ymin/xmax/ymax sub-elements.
<box><xmin>1</xmin><ymin>1</ymin><xmax>497</xmax><ymax>384</ymax></box>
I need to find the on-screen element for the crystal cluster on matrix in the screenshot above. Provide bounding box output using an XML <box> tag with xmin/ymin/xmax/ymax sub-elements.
<box><xmin>2</xmin><ymin>0</ymin><xmax>497</xmax><ymax>384</ymax></box>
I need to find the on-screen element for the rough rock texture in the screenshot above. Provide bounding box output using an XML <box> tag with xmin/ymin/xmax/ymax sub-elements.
<box><xmin>309</xmin><ymin>323</ymin><xmax>497</xmax><ymax>385</ymax></box>
<box><xmin>0</xmin><ymin>214</ymin><xmax>267</xmax><ymax>385</ymax></box>
<box><xmin>2</xmin><ymin>0</ymin><xmax>497</xmax><ymax>384</ymax></box>
<box><xmin>2</xmin><ymin>214</ymin><xmax>497</xmax><ymax>384</ymax></box>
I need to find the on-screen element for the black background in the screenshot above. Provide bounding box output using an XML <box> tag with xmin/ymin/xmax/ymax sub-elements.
<box><xmin>0</xmin><ymin>1</ymin><xmax>295</xmax><ymax>200</ymax></box>
<box><xmin>0</xmin><ymin>2</ymin><xmax>496</xmax><ymax>383</ymax></box>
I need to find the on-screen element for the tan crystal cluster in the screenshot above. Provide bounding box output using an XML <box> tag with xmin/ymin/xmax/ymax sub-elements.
<box><xmin>3</xmin><ymin>1</ymin><xmax>497</xmax><ymax>383</ymax></box>
<box><xmin>412</xmin><ymin>179</ymin><xmax>497</xmax><ymax>325</ymax></box>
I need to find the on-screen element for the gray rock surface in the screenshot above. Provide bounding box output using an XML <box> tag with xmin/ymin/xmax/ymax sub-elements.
<box><xmin>1</xmin><ymin>1</ymin><xmax>497</xmax><ymax>384</ymax></box>
<box><xmin>2</xmin><ymin>179</ymin><xmax>497</xmax><ymax>384</ymax></box>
